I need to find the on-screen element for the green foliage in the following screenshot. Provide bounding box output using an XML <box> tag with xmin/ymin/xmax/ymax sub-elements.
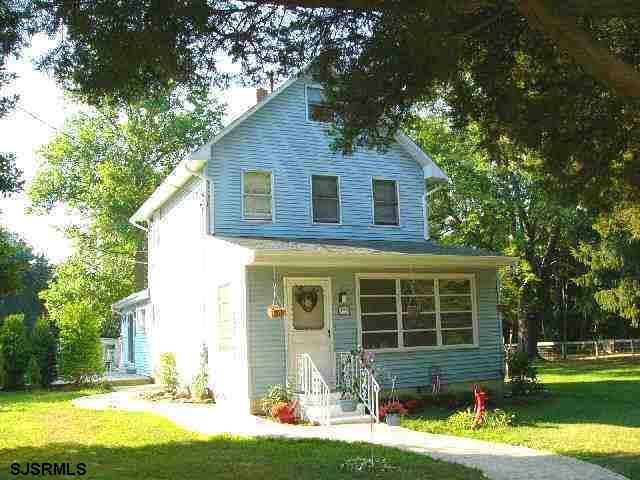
<box><xmin>0</xmin><ymin>314</ymin><xmax>30</xmax><ymax>389</ymax></box>
<box><xmin>447</xmin><ymin>408</ymin><xmax>515</xmax><ymax>431</ymax></box>
<box><xmin>260</xmin><ymin>384</ymin><xmax>293</xmax><ymax>415</ymax></box>
<box><xmin>507</xmin><ymin>350</ymin><xmax>543</xmax><ymax>396</ymax></box>
<box><xmin>0</xmin><ymin>228</ymin><xmax>28</xmax><ymax>298</ymax></box>
<box><xmin>158</xmin><ymin>352</ymin><xmax>179</xmax><ymax>393</ymax></box>
<box><xmin>30</xmin><ymin>317</ymin><xmax>57</xmax><ymax>387</ymax></box>
<box><xmin>24</xmin><ymin>355</ymin><xmax>42</xmax><ymax>388</ymax></box>
<box><xmin>0</xmin><ymin>344</ymin><xmax>6</xmax><ymax>389</ymax></box>
<box><xmin>575</xmin><ymin>214</ymin><xmax>640</xmax><ymax>327</ymax></box>
<box><xmin>57</xmin><ymin>302</ymin><xmax>104</xmax><ymax>384</ymax></box>
<box><xmin>191</xmin><ymin>344</ymin><xmax>210</xmax><ymax>401</ymax></box>
<box><xmin>31</xmin><ymin>87</ymin><xmax>224</xmax><ymax>335</ymax></box>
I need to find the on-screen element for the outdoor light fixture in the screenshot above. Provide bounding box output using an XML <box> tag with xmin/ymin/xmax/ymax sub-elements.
<box><xmin>338</xmin><ymin>291</ymin><xmax>350</xmax><ymax>315</ymax></box>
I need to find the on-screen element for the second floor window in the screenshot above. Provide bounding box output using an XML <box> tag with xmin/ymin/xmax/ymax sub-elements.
<box><xmin>243</xmin><ymin>171</ymin><xmax>272</xmax><ymax>221</ymax></box>
<box><xmin>373</xmin><ymin>178</ymin><xmax>399</xmax><ymax>226</ymax></box>
<box><xmin>312</xmin><ymin>175</ymin><xmax>340</xmax><ymax>223</ymax></box>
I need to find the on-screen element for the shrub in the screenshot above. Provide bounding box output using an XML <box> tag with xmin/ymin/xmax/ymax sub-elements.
<box><xmin>30</xmin><ymin>317</ymin><xmax>57</xmax><ymax>387</ymax></box>
<box><xmin>507</xmin><ymin>349</ymin><xmax>543</xmax><ymax>396</ymax></box>
<box><xmin>380</xmin><ymin>400</ymin><xmax>408</xmax><ymax>419</ymax></box>
<box><xmin>0</xmin><ymin>345</ymin><xmax>6</xmax><ymax>389</ymax></box>
<box><xmin>57</xmin><ymin>302</ymin><xmax>104</xmax><ymax>384</ymax></box>
<box><xmin>0</xmin><ymin>314</ymin><xmax>30</xmax><ymax>389</ymax></box>
<box><xmin>158</xmin><ymin>352</ymin><xmax>179</xmax><ymax>393</ymax></box>
<box><xmin>191</xmin><ymin>344</ymin><xmax>211</xmax><ymax>401</ymax></box>
<box><xmin>24</xmin><ymin>356</ymin><xmax>42</xmax><ymax>388</ymax></box>
<box><xmin>261</xmin><ymin>384</ymin><xmax>292</xmax><ymax>415</ymax></box>
<box><xmin>447</xmin><ymin>408</ymin><xmax>515</xmax><ymax>430</ymax></box>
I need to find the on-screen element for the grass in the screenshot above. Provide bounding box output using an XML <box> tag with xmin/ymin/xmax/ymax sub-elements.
<box><xmin>0</xmin><ymin>390</ymin><xmax>485</xmax><ymax>480</ymax></box>
<box><xmin>403</xmin><ymin>357</ymin><xmax>640</xmax><ymax>479</ymax></box>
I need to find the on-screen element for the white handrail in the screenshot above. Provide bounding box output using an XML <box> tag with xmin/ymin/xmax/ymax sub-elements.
<box><xmin>296</xmin><ymin>353</ymin><xmax>331</xmax><ymax>426</ymax></box>
<box><xmin>336</xmin><ymin>351</ymin><xmax>380</xmax><ymax>423</ymax></box>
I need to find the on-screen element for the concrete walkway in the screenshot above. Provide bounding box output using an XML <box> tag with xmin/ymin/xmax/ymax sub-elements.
<box><xmin>74</xmin><ymin>386</ymin><xmax>628</xmax><ymax>480</ymax></box>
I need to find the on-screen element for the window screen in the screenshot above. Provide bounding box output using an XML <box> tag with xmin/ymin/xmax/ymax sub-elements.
<box><xmin>373</xmin><ymin>179</ymin><xmax>399</xmax><ymax>225</ymax></box>
<box><xmin>312</xmin><ymin>175</ymin><xmax>340</xmax><ymax>223</ymax></box>
<box><xmin>243</xmin><ymin>171</ymin><xmax>272</xmax><ymax>220</ymax></box>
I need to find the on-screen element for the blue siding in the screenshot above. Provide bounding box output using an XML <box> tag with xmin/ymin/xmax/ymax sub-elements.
<box><xmin>209</xmin><ymin>78</ymin><xmax>426</xmax><ymax>241</ymax></box>
<box><xmin>246</xmin><ymin>266</ymin><xmax>503</xmax><ymax>398</ymax></box>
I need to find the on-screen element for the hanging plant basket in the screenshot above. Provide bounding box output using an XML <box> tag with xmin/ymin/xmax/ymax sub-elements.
<box><xmin>268</xmin><ymin>304</ymin><xmax>286</xmax><ymax>319</ymax></box>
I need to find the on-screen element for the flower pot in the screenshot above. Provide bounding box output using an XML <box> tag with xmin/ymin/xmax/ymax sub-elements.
<box><xmin>267</xmin><ymin>304</ymin><xmax>286</xmax><ymax>319</ymax></box>
<box><xmin>385</xmin><ymin>413</ymin><xmax>401</xmax><ymax>426</ymax></box>
<box><xmin>338</xmin><ymin>399</ymin><xmax>358</xmax><ymax>412</ymax></box>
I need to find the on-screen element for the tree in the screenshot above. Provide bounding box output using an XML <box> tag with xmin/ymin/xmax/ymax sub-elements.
<box><xmin>0</xmin><ymin>232</ymin><xmax>52</xmax><ymax>329</ymax></box>
<box><xmin>30</xmin><ymin>86</ymin><xmax>224</xmax><ymax>334</ymax></box>
<box><xmin>0</xmin><ymin>313</ymin><xmax>30</xmax><ymax>389</ymax></box>
<box><xmin>26</xmin><ymin>1</ymin><xmax>640</xmax><ymax>231</ymax></box>
<box><xmin>575</xmin><ymin>211</ymin><xmax>640</xmax><ymax>327</ymax></box>
<box><xmin>413</xmin><ymin>117</ymin><xmax>595</xmax><ymax>356</ymax></box>
<box><xmin>56</xmin><ymin>301</ymin><xmax>103</xmax><ymax>384</ymax></box>
<box><xmin>30</xmin><ymin>317</ymin><xmax>57</xmax><ymax>387</ymax></box>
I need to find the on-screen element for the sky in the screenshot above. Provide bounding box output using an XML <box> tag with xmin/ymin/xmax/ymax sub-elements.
<box><xmin>0</xmin><ymin>35</ymin><xmax>257</xmax><ymax>263</ymax></box>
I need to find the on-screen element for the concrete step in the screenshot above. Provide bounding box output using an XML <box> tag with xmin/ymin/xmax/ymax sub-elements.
<box><xmin>301</xmin><ymin>401</ymin><xmax>375</xmax><ymax>425</ymax></box>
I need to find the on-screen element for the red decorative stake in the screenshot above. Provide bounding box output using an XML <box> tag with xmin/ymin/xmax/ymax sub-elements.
<box><xmin>473</xmin><ymin>385</ymin><xmax>488</xmax><ymax>427</ymax></box>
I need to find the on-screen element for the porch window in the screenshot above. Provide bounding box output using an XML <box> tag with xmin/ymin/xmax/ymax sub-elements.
<box><xmin>358</xmin><ymin>276</ymin><xmax>476</xmax><ymax>350</ymax></box>
<box><xmin>243</xmin><ymin>170</ymin><xmax>272</xmax><ymax>221</ymax></box>
<box><xmin>312</xmin><ymin>175</ymin><xmax>340</xmax><ymax>223</ymax></box>
<box><xmin>372</xmin><ymin>179</ymin><xmax>399</xmax><ymax>226</ymax></box>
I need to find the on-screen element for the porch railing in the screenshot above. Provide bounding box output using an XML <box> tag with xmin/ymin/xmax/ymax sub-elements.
<box><xmin>296</xmin><ymin>353</ymin><xmax>331</xmax><ymax>426</ymax></box>
<box><xmin>336</xmin><ymin>351</ymin><xmax>380</xmax><ymax>423</ymax></box>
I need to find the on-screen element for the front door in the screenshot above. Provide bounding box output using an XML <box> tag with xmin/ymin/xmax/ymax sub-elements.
<box><xmin>285</xmin><ymin>277</ymin><xmax>333</xmax><ymax>386</ymax></box>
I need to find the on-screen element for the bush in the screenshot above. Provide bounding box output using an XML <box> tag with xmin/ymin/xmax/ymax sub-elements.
<box><xmin>261</xmin><ymin>384</ymin><xmax>292</xmax><ymax>415</ymax></box>
<box><xmin>31</xmin><ymin>317</ymin><xmax>57</xmax><ymax>387</ymax></box>
<box><xmin>158</xmin><ymin>352</ymin><xmax>179</xmax><ymax>393</ymax></box>
<box><xmin>57</xmin><ymin>302</ymin><xmax>104</xmax><ymax>384</ymax></box>
<box><xmin>447</xmin><ymin>408</ymin><xmax>515</xmax><ymax>430</ymax></box>
<box><xmin>507</xmin><ymin>349</ymin><xmax>543</xmax><ymax>396</ymax></box>
<box><xmin>0</xmin><ymin>345</ymin><xmax>6</xmax><ymax>389</ymax></box>
<box><xmin>0</xmin><ymin>314</ymin><xmax>30</xmax><ymax>389</ymax></box>
<box><xmin>191</xmin><ymin>344</ymin><xmax>211</xmax><ymax>401</ymax></box>
<box><xmin>24</xmin><ymin>356</ymin><xmax>42</xmax><ymax>388</ymax></box>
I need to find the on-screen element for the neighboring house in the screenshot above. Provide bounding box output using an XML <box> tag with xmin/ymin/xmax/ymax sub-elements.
<box><xmin>113</xmin><ymin>75</ymin><xmax>514</xmax><ymax>422</ymax></box>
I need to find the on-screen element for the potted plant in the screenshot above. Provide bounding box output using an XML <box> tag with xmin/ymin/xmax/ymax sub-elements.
<box><xmin>380</xmin><ymin>400</ymin><xmax>407</xmax><ymax>426</ymax></box>
<box><xmin>338</xmin><ymin>380</ymin><xmax>360</xmax><ymax>412</ymax></box>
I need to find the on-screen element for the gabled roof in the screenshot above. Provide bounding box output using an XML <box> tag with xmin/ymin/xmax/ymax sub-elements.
<box><xmin>131</xmin><ymin>75</ymin><xmax>449</xmax><ymax>223</ymax></box>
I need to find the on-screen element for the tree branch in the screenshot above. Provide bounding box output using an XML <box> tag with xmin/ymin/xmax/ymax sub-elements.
<box><xmin>518</xmin><ymin>0</ymin><xmax>640</xmax><ymax>98</ymax></box>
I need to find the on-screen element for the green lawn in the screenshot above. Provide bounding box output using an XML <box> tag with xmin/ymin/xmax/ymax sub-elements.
<box><xmin>403</xmin><ymin>357</ymin><xmax>640</xmax><ymax>479</ymax></box>
<box><xmin>0</xmin><ymin>390</ymin><xmax>484</xmax><ymax>480</ymax></box>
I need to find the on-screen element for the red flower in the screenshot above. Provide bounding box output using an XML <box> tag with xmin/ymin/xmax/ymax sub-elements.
<box><xmin>404</xmin><ymin>399</ymin><xmax>419</xmax><ymax>411</ymax></box>
<box><xmin>270</xmin><ymin>402</ymin><xmax>298</xmax><ymax>424</ymax></box>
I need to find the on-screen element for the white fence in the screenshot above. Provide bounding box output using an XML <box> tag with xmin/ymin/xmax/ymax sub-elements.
<box><xmin>507</xmin><ymin>338</ymin><xmax>640</xmax><ymax>360</ymax></box>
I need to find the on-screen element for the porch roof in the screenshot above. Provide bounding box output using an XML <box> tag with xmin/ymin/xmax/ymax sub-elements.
<box><xmin>215</xmin><ymin>236</ymin><xmax>517</xmax><ymax>269</ymax></box>
<box><xmin>111</xmin><ymin>289</ymin><xmax>150</xmax><ymax>312</ymax></box>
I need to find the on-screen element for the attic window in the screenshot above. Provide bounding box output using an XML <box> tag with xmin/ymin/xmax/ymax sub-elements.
<box><xmin>306</xmin><ymin>86</ymin><xmax>333</xmax><ymax>123</ymax></box>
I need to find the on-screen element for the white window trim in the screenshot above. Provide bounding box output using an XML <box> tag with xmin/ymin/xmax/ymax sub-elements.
<box><xmin>241</xmin><ymin>169</ymin><xmax>275</xmax><ymax>223</ymax></box>
<box><xmin>371</xmin><ymin>177</ymin><xmax>401</xmax><ymax>227</ymax></box>
<box><xmin>355</xmin><ymin>273</ymin><xmax>479</xmax><ymax>353</ymax></box>
<box><xmin>305</xmin><ymin>84</ymin><xmax>330</xmax><ymax>123</ymax></box>
<box><xmin>310</xmin><ymin>174</ymin><xmax>342</xmax><ymax>225</ymax></box>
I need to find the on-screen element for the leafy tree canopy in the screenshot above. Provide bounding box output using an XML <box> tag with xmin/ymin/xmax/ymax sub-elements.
<box><xmin>21</xmin><ymin>0</ymin><xmax>640</xmax><ymax>229</ymax></box>
<box><xmin>413</xmin><ymin>116</ymin><xmax>598</xmax><ymax>353</ymax></box>
<box><xmin>30</xmin><ymin>86</ymin><xmax>225</xmax><ymax>335</ymax></box>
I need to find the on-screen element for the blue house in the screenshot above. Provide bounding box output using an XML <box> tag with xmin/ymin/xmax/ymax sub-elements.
<box><xmin>113</xmin><ymin>75</ymin><xmax>514</xmax><ymax>423</ymax></box>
